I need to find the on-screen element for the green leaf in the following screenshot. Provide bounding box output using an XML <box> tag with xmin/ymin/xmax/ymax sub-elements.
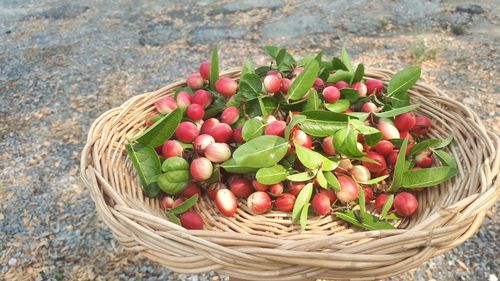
<box><xmin>357</xmin><ymin>175</ymin><xmax>389</xmax><ymax>185</ymax></box>
<box><xmin>287</xmin><ymin>171</ymin><xmax>316</xmax><ymax>182</ymax></box>
<box><xmin>390</xmin><ymin>90</ymin><xmax>410</xmax><ymax>108</ymax></box>
<box><xmin>169</xmin><ymin>194</ymin><xmax>199</xmax><ymax>215</ymax></box>
<box><xmin>241</xmin><ymin>57</ymin><xmax>254</xmax><ymax>77</ymax></box>
<box><xmin>297</xmin><ymin>56</ymin><xmax>315</xmax><ymax>67</ymax></box>
<box><xmin>350</xmin><ymin>119</ymin><xmax>382</xmax><ymax>146</ymax></box>
<box><xmin>125</xmin><ymin>144</ymin><xmax>162</xmax><ymax>197</ymax></box>
<box><xmin>205</xmin><ymin>165</ymin><xmax>221</xmax><ymax>185</ymax></box>
<box><xmin>285</xmin><ymin>114</ymin><xmax>306</xmax><ymax>140</ymax></box>
<box><xmin>298</xmin><ymin>111</ymin><xmax>349</xmax><ymax>137</ymax></box>
<box><xmin>220</xmin><ymin>158</ymin><xmax>259</xmax><ymax>173</ymax></box>
<box><xmin>256</xmin><ymin>165</ymin><xmax>289</xmax><ymax>185</ymax></box>
<box><xmin>318</xmin><ymin>61</ymin><xmax>333</xmax><ymax>81</ymax></box>
<box><xmin>435</xmin><ymin>136</ymin><xmax>454</xmax><ymax>149</ymax></box>
<box><xmin>132</xmin><ymin>108</ymin><xmax>182</xmax><ymax>148</ymax></box>
<box><xmin>255</xmin><ymin>66</ymin><xmax>272</xmax><ymax>76</ymax></box>
<box><xmin>336</xmin><ymin>210</ymin><xmax>395</xmax><ymax>230</ymax></box>
<box><xmin>351</xmin><ymin>63</ymin><xmax>365</xmax><ymax>84</ymax></box>
<box><xmin>300</xmin><ymin>203</ymin><xmax>310</xmax><ymax>230</ymax></box>
<box><xmin>390</xmin><ymin>138</ymin><xmax>409</xmax><ymax>192</ymax></box>
<box><xmin>325</xmin><ymin>99</ymin><xmax>350</xmax><ymax>113</ymax></box>
<box><xmin>292</xmin><ymin>183</ymin><xmax>313</xmax><ymax>222</ymax></box>
<box><xmin>410</xmin><ymin>139</ymin><xmax>441</xmax><ymax>156</ymax></box>
<box><xmin>242</xmin><ymin>118</ymin><xmax>264</xmax><ymax>141</ymax></box>
<box><xmin>287</xmin><ymin>60</ymin><xmax>320</xmax><ymax>100</ymax></box>
<box><xmin>209</xmin><ymin>46</ymin><xmax>219</xmax><ymax>91</ymax></box>
<box><xmin>245</xmin><ymin>97</ymin><xmax>278</xmax><ymax>117</ymax></box>
<box><xmin>323</xmin><ymin>171</ymin><xmax>341</xmax><ymax>192</ymax></box>
<box><xmin>303</xmin><ymin>89</ymin><xmax>322</xmax><ymax>111</ymax></box>
<box><xmin>239</xmin><ymin>73</ymin><xmax>263</xmax><ymax>99</ymax></box>
<box><xmin>233</xmin><ymin>136</ymin><xmax>289</xmax><ymax>168</ymax></box>
<box><xmin>346</xmin><ymin>112</ymin><xmax>370</xmax><ymax>121</ymax></box>
<box><xmin>333</xmin><ymin>126</ymin><xmax>363</xmax><ymax>157</ymax></box>
<box><xmin>433</xmin><ymin>149</ymin><xmax>457</xmax><ymax>169</ymax></box>
<box><xmin>327</xmin><ymin>70</ymin><xmax>353</xmax><ymax>83</ymax></box>
<box><xmin>401</xmin><ymin>166</ymin><xmax>456</xmax><ymax>188</ymax></box>
<box><xmin>316</xmin><ymin>170</ymin><xmax>328</xmax><ymax>188</ymax></box>
<box><xmin>331</xmin><ymin>57</ymin><xmax>349</xmax><ymax>71</ymax></box>
<box><xmin>380</xmin><ymin>194</ymin><xmax>394</xmax><ymax>219</ymax></box>
<box><xmin>166</xmin><ymin>212</ymin><xmax>181</xmax><ymax>225</ymax></box>
<box><xmin>340</xmin><ymin>88</ymin><xmax>360</xmax><ymax>102</ymax></box>
<box><xmin>387</xmin><ymin>66</ymin><xmax>421</xmax><ymax>97</ymax></box>
<box><xmin>358</xmin><ymin>186</ymin><xmax>366</xmax><ymax>214</ymax></box>
<box><xmin>295</xmin><ymin>144</ymin><xmax>337</xmax><ymax>171</ymax></box>
<box><xmin>265</xmin><ymin>46</ymin><xmax>295</xmax><ymax>71</ymax></box>
<box><xmin>340</xmin><ymin>48</ymin><xmax>353</xmax><ymax>72</ymax></box>
<box><xmin>375</xmin><ymin>104</ymin><xmax>420</xmax><ymax>118</ymax></box>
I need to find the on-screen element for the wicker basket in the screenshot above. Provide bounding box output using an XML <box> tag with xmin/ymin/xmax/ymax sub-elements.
<box><xmin>80</xmin><ymin>68</ymin><xmax>499</xmax><ymax>281</ymax></box>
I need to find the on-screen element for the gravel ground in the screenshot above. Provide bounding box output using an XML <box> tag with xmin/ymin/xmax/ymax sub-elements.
<box><xmin>0</xmin><ymin>0</ymin><xmax>498</xmax><ymax>280</ymax></box>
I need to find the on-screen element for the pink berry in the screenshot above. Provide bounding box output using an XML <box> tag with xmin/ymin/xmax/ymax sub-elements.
<box><xmin>233</xmin><ymin>125</ymin><xmax>244</xmax><ymax>143</ymax></box>
<box><xmin>180</xmin><ymin>182</ymin><xmax>202</xmax><ymax>198</ymax></box>
<box><xmin>252</xmin><ymin>180</ymin><xmax>270</xmax><ymax>192</ymax></box>
<box><xmin>362</xmin><ymin>186</ymin><xmax>374</xmax><ymax>201</ymax></box>
<box><xmin>322</xmin><ymin>86</ymin><xmax>341</xmax><ymax>103</ymax></box>
<box><xmin>292</xmin><ymin>129</ymin><xmax>312</xmax><ymax>148</ymax></box>
<box><xmin>386</xmin><ymin>150</ymin><xmax>399</xmax><ymax>166</ymax></box>
<box><xmin>263</xmin><ymin>75</ymin><xmax>281</xmax><ymax>94</ymax></box>
<box><xmin>199</xmin><ymin>61</ymin><xmax>211</xmax><ymax>80</ymax></box>
<box><xmin>186</xmin><ymin>104</ymin><xmax>205</xmax><ymax>121</ymax></box>
<box><xmin>375</xmin><ymin>140</ymin><xmax>394</xmax><ymax>156</ymax></box>
<box><xmin>215</xmin><ymin>189</ymin><xmax>238</xmax><ymax>217</ymax></box>
<box><xmin>415</xmin><ymin>150</ymin><xmax>433</xmax><ymax>168</ymax></box>
<box><xmin>280</xmin><ymin>78</ymin><xmax>292</xmax><ymax>94</ymax></box>
<box><xmin>161</xmin><ymin>196</ymin><xmax>174</xmax><ymax>210</ymax></box>
<box><xmin>360</xmin><ymin>102</ymin><xmax>377</xmax><ymax>113</ymax></box>
<box><xmin>333</xmin><ymin>81</ymin><xmax>349</xmax><ymax>89</ymax></box>
<box><xmin>155</xmin><ymin>96</ymin><xmax>178</xmax><ymax>114</ymax></box>
<box><xmin>394</xmin><ymin>192</ymin><xmax>418</xmax><ymax>217</ymax></box>
<box><xmin>351</xmin><ymin>82</ymin><xmax>367</xmax><ymax>97</ymax></box>
<box><xmin>247</xmin><ymin>191</ymin><xmax>272</xmax><ymax>215</ymax></box>
<box><xmin>176</xmin><ymin>91</ymin><xmax>191</xmax><ymax>108</ymax></box>
<box><xmin>365</xmin><ymin>79</ymin><xmax>384</xmax><ymax>95</ymax></box>
<box><xmin>362</xmin><ymin>151</ymin><xmax>387</xmax><ymax>173</ymax></box>
<box><xmin>173</xmin><ymin>198</ymin><xmax>184</xmax><ymax>208</ymax></box>
<box><xmin>312</xmin><ymin>192</ymin><xmax>331</xmax><ymax>216</ymax></box>
<box><xmin>175</xmin><ymin>122</ymin><xmax>199</xmax><ymax>143</ymax></box>
<box><xmin>322</xmin><ymin>136</ymin><xmax>336</xmax><ymax>155</ymax></box>
<box><xmin>395</xmin><ymin>112</ymin><xmax>416</xmax><ymax>133</ymax></box>
<box><xmin>274</xmin><ymin>193</ymin><xmax>295</xmax><ymax>212</ymax></box>
<box><xmin>179</xmin><ymin>210</ymin><xmax>204</xmax><ymax>230</ymax></box>
<box><xmin>207</xmin><ymin>182</ymin><xmax>226</xmax><ymax>201</ymax></box>
<box><xmin>187</xmin><ymin>73</ymin><xmax>204</xmax><ymax>89</ymax></box>
<box><xmin>190</xmin><ymin>157</ymin><xmax>213</xmax><ymax>181</ymax></box>
<box><xmin>411</xmin><ymin>116</ymin><xmax>432</xmax><ymax>136</ymax></box>
<box><xmin>377</xmin><ymin>122</ymin><xmax>400</xmax><ymax>140</ymax></box>
<box><xmin>375</xmin><ymin>194</ymin><xmax>390</xmax><ymax>213</ymax></box>
<box><xmin>200</xmin><ymin>118</ymin><xmax>219</xmax><ymax>134</ymax></box>
<box><xmin>313</xmin><ymin>78</ymin><xmax>325</xmax><ymax>91</ymax></box>
<box><xmin>205</xmin><ymin>143</ymin><xmax>231</xmax><ymax>163</ymax></box>
<box><xmin>267</xmin><ymin>70</ymin><xmax>282</xmax><ymax>79</ymax></box>
<box><xmin>336</xmin><ymin>176</ymin><xmax>359</xmax><ymax>203</ymax></box>
<box><xmin>230</xmin><ymin>177</ymin><xmax>254</xmax><ymax>198</ymax></box>
<box><xmin>162</xmin><ymin>140</ymin><xmax>183</xmax><ymax>158</ymax></box>
<box><xmin>193</xmin><ymin>134</ymin><xmax>215</xmax><ymax>155</ymax></box>
<box><xmin>287</xmin><ymin>181</ymin><xmax>305</xmax><ymax>197</ymax></box>
<box><xmin>215</xmin><ymin>77</ymin><xmax>238</xmax><ymax>97</ymax></box>
<box><xmin>350</xmin><ymin>165</ymin><xmax>371</xmax><ymax>182</ymax></box>
<box><xmin>191</xmin><ymin>89</ymin><xmax>213</xmax><ymax>108</ymax></box>
<box><xmin>210</xmin><ymin>123</ymin><xmax>233</xmax><ymax>143</ymax></box>
<box><xmin>220</xmin><ymin>106</ymin><xmax>240</xmax><ymax>125</ymax></box>
<box><xmin>319</xmin><ymin>189</ymin><xmax>337</xmax><ymax>204</ymax></box>
<box><xmin>268</xmin><ymin>182</ymin><xmax>284</xmax><ymax>197</ymax></box>
<box><xmin>265</xmin><ymin>120</ymin><xmax>286</xmax><ymax>137</ymax></box>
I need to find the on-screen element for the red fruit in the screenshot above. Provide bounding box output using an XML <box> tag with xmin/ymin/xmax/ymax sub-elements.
<box><xmin>322</xmin><ymin>86</ymin><xmax>341</xmax><ymax>103</ymax></box>
<box><xmin>350</xmin><ymin>165</ymin><xmax>371</xmax><ymax>182</ymax></box>
<box><xmin>343</xmin><ymin>108</ymin><xmax>353</xmax><ymax>113</ymax></box>
<box><xmin>351</xmin><ymin>82</ymin><xmax>367</xmax><ymax>97</ymax></box>
<box><xmin>207</xmin><ymin>182</ymin><xmax>226</xmax><ymax>200</ymax></box>
<box><xmin>200</xmin><ymin>118</ymin><xmax>219</xmax><ymax>134</ymax></box>
<box><xmin>155</xmin><ymin>96</ymin><xmax>178</xmax><ymax>114</ymax></box>
<box><xmin>220</xmin><ymin>106</ymin><xmax>240</xmax><ymax>125</ymax></box>
<box><xmin>292</xmin><ymin>67</ymin><xmax>304</xmax><ymax>76</ymax></box>
<box><xmin>230</xmin><ymin>177</ymin><xmax>254</xmax><ymax>198</ymax></box>
<box><xmin>233</xmin><ymin>125</ymin><xmax>244</xmax><ymax>143</ymax></box>
<box><xmin>394</xmin><ymin>192</ymin><xmax>418</xmax><ymax>217</ymax></box>
<box><xmin>247</xmin><ymin>191</ymin><xmax>272</xmax><ymax>215</ymax></box>
<box><xmin>193</xmin><ymin>134</ymin><xmax>215</xmax><ymax>154</ymax></box>
<box><xmin>377</xmin><ymin>122</ymin><xmax>400</xmax><ymax>140</ymax></box>
<box><xmin>415</xmin><ymin>150</ymin><xmax>433</xmax><ymax>168</ymax></box>
<box><xmin>319</xmin><ymin>189</ymin><xmax>337</xmax><ymax>204</ymax></box>
<box><xmin>313</xmin><ymin>78</ymin><xmax>325</xmax><ymax>91</ymax></box>
<box><xmin>162</xmin><ymin>140</ymin><xmax>183</xmax><ymax>158</ymax></box>
<box><xmin>375</xmin><ymin>140</ymin><xmax>394</xmax><ymax>156</ymax></box>
<box><xmin>411</xmin><ymin>116</ymin><xmax>432</xmax><ymax>136</ymax></box>
<box><xmin>280</xmin><ymin>78</ymin><xmax>292</xmax><ymax>94</ymax></box>
<box><xmin>215</xmin><ymin>189</ymin><xmax>238</xmax><ymax>217</ymax></box>
<box><xmin>190</xmin><ymin>157</ymin><xmax>213</xmax><ymax>181</ymax></box>
<box><xmin>252</xmin><ymin>180</ymin><xmax>270</xmax><ymax>191</ymax></box>
<box><xmin>191</xmin><ymin>89</ymin><xmax>213</xmax><ymax>108</ymax></box>
<box><xmin>199</xmin><ymin>61</ymin><xmax>211</xmax><ymax>80</ymax></box>
<box><xmin>268</xmin><ymin>182</ymin><xmax>284</xmax><ymax>197</ymax></box>
<box><xmin>186</xmin><ymin>104</ymin><xmax>205</xmax><ymax>121</ymax></box>
<box><xmin>181</xmin><ymin>182</ymin><xmax>202</xmax><ymax>198</ymax></box>
<box><xmin>292</xmin><ymin>130</ymin><xmax>312</xmax><ymax>148</ymax></box>
<box><xmin>173</xmin><ymin>198</ymin><xmax>184</xmax><ymax>208</ymax></box>
<box><xmin>263</xmin><ymin>75</ymin><xmax>282</xmax><ymax>93</ymax></box>
<box><xmin>287</xmin><ymin>181</ymin><xmax>305</xmax><ymax>197</ymax></box>
<box><xmin>333</xmin><ymin>81</ymin><xmax>349</xmax><ymax>89</ymax></box>
<box><xmin>322</xmin><ymin>136</ymin><xmax>336</xmax><ymax>155</ymax></box>
<box><xmin>362</xmin><ymin>186</ymin><xmax>374</xmax><ymax>201</ymax></box>
<box><xmin>187</xmin><ymin>73</ymin><xmax>204</xmax><ymax>89</ymax></box>
<box><xmin>179</xmin><ymin>210</ymin><xmax>204</xmax><ymax>230</ymax></box>
<box><xmin>267</xmin><ymin>70</ymin><xmax>283</xmax><ymax>79</ymax></box>
<box><xmin>360</xmin><ymin>102</ymin><xmax>377</xmax><ymax>113</ymax></box>
<box><xmin>365</xmin><ymin>79</ymin><xmax>384</xmax><ymax>95</ymax></box>
<box><xmin>265</xmin><ymin>120</ymin><xmax>286</xmax><ymax>137</ymax></box>
<box><xmin>312</xmin><ymin>192</ymin><xmax>331</xmax><ymax>216</ymax></box>
<box><xmin>215</xmin><ymin>77</ymin><xmax>238</xmax><ymax>97</ymax></box>
<box><xmin>176</xmin><ymin>91</ymin><xmax>192</xmax><ymax>108</ymax></box>
<box><xmin>205</xmin><ymin>143</ymin><xmax>231</xmax><ymax>163</ymax></box>
<box><xmin>399</xmin><ymin>131</ymin><xmax>415</xmax><ymax>143</ymax></box>
<box><xmin>336</xmin><ymin>176</ymin><xmax>359</xmax><ymax>203</ymax></box>
<box><xmin>395</xmin><ymin>112</ymin><xmax>416</xmax><ymax>133</ymax></box>
<box><xmin>161</xmin><ymin>196</ymin><xmax>174</xmax><ymax>210</ymax></box>
<box><xmin>386</xmin><ymin>150</ymin><xmax>399</xmax><ymax>166</ymax></box>
<box><xmin>175</xmin><ymin>122</ymin><xmax>199</xmax><ymax>143</ymax></box>
<box><xmin>274</xmin><ymin>193</ymin><xmax>296</xmax><ymax>212</ymax></box>
<box><xmin>362</xmin><ymin>151</ymin><xmax>387</xmax><ymax>173</ymax></box>
<box><xmin>210</xmin><ymin>123</ymin><xmax>233</xmax><ymax>143</ymax></box>
<box><xmin>375</xmin><ymin>194</ymin><xmax>390</xmax><ymax>213</ymax></box>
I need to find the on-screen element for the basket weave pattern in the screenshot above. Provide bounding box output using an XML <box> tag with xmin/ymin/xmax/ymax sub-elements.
<box><xmin>81</xmin><ymin>69</ymin><xmax>499</xmax><ymax>280</ymax></box>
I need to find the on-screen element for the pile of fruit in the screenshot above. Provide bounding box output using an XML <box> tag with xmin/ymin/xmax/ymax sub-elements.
<box><xmin>126</xmin><ymin>46</ymin><xmax>457</xmax><ymax>230</ymax></box>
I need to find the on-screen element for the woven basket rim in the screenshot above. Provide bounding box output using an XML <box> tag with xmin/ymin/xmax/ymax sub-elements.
<box><xmin>80</xmin><ymin>67</ymin><xmax>500</xmax><ymax>280</ymax></box>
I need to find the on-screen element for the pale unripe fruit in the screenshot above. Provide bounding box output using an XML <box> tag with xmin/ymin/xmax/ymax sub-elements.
<box><xmin>395</xmin><ymin>112</ymin><xmax>416</xmax><ymax>133</ymax></box>
<box><xmin>210</xmin><ymin>123</ymin><xmax>233</xmax><ymax>143</ymax></box>
<box><xmin>190</xmin><ymin>157</ymin><xmax>213</xmax><ymax>181</ymax></box>
<box><xmin>205</xmin><ymin>143</ymin><xmax>231</xmax><ymax>163</ymax></box>
<box><xmin>333</xmin><ymin>81</ymin><xmax>349</xmax><ymax>89</ymax></box>
<box><xmin>286</xmin><ymin>181</ymin><xmax>305</xmax><ymax>197</ymax></box>
<box><xmin>268</xmin><ymin>182</ymin><xmax>284</xmax><ymax>197</ymax></box>
<box><xmin>186</xmin><ymin>104</ymin><xmax>205</xmax><ymax>121</ymax></box>
<box><xmin>200</xmin><ymin>118</ymin><xmax>219</xmax><ymax>134</ymax></box>
<box><xmin>215</xmin><ymin>189</ymin><xmax>238</xmax><ymax>217</ymax></box>
<box><xmin>181</xmin><ymin>182</ymin><xmax>202</xmax><ymax>198</ymax></box>
<box><xmin>176</xmin><ymin>91</ymin><xmax>192</xmax><ymax>108</ymax></box>
<box><xmin>375</xmin><ymin>194</ymin><xmax>390</xmax><ymax>213</ymax></box>
<box><xmin>338</xmin><ymin>158</ymin><xmax>353</xmax><ymax>171</ymax></box>
<box><xmin>180</xmin><ymin>210</ymin><xmax>204</xmax><ymax>230</ymax></box>
<box><xmin>233</xmin><ymin>125</ymin><xmax>244</xmax><ymax>143</ymax></box>
<box><xmin>162</xmin><ymin>140</ymin><xmax>183</xmax><ymax>158</ymax></box>
<box><xmin>191</xmin><ymin>89</ymin><xmax>213</xmax><ymax>108</ymax></box>
<box><xmin>247</xmin><ymin>191</ymin><xmax>272</xmax><ymax>215</ymax></box>
<box><xmin>263</xmin><ymin>75</ymin><xmax>281</xmax><ymax>93</ymax></box>
<box><xmin>377</xmin><ymin>122</ymin><xmax>400</xmax><ymax>140</ymax></box>
<box><xmin>365</xmin><ymin>79</ymin><xmax>384</xmax><ymax>95</ymax></box>
<box><xmin>193</xmin><ymin>134</ymin><xmax>215</xmax><ymax>154</ymax></box>
<box><xmin>175</xmin><ymin>122</ymin><xmax>199</xmax><ymax>143</ymax></box>
<box><xmin>265</xmin><ymin>115</ymin><xmax>278</xmax><ymax>123</ymax></box>
<box><xmin>230</xmin><ymin>177</ymin><xmax>254</xmax><ymax>198</ymax></box>
<box><xmin>220</xmin><ymin>106</ymin><xmax>240</xmax><ymax>125</ymax></box>
<box><xmin>161</xmin><ymin>196</ymin><xmax>174</xmax><ymax>210</ymax></box>
<box><xmin>187</xmin><ymin>73</ymin><xmax>204</xmax><ymax>89</ymax></box>
<box><xmin>394</xmin><ymin>192</ymin><xmax>418</xmax><ymax>217</ymax></box>
<box><xmin>350</xmin><ymin>165</ymin><xmax>371</xmax><ymax>182</ymax></box>
<box><xmin>411</xmin><ymin>116</ymin><xmax>431</xmax><ymax>136</ymax></box>
<box><xmin>375</xmin><ymin>140</ymin><xmax>394</xmax><ymax>156</ymax></box>
<box><xmin>356</xmin><ymin>142</ymin><xmax>364</xmax><ymax>152</ymax></box>
<box><xmin>336</xmin><ymin>176</ymin><xmax>359</xmax><ymax>203</ymax></box>
<box><xmin>362</xmin><ymin>151</ymin><xmax>387</xmax><ymax>172</ymax></box>
<box><xmin>351</xmin><ymin>82</ymin><xmax>367</xmax><ymax>97</ymax></box>
<box><xmin>265</xmin><ymin>120</ymin><xmax>286</xmax><ymax>137</ymax></box>
<box><xmin>360</xmin><ymin>102</ymin><xmax>377</xmax><ymax>113</ymax></box>
<box><xmin>280</xmin><ymin>78</ymin><xmax>292</xmax><ymax>94</ymax></box>
<box><xmin>274</xmin><ymin>193</ymin><xmax>295</xmax><ymax>212</ymax></box>
<box><xmin>322</xmin><ymin>136</ymin><xmax>336</xmax><ymax>155</ymax></box>
<box><xmin>215</xmin><ymin>77</ymin><xmax>238</xmax><ymax>97</ymax></box>
<box><xmin>312</xmin><ymin>192</ymin><xmax>331</xmax><ymax>216</ymax></box>
<box><xmin>267</xmin><ymin>70</ymin><xmax>283</xmax><ymax>79</ymax></box>
<box><xmin>199</xmin><ymin>61</ymin><xmax>211</xmax><ymax>80</ymax></box>
<box><xmin>322</xmin><ymin>86</ymin><xmax>341</xmax><ymax>103</ymax></box>
<box><xmin>292</xmin><ymin>130</ymin><xmax>312</xmax><ymax>148</ymax></box>
<box><xmin>155</xmin><ymin>96</ymin><xmax>178</xmax><ymax>114</ymax></box>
